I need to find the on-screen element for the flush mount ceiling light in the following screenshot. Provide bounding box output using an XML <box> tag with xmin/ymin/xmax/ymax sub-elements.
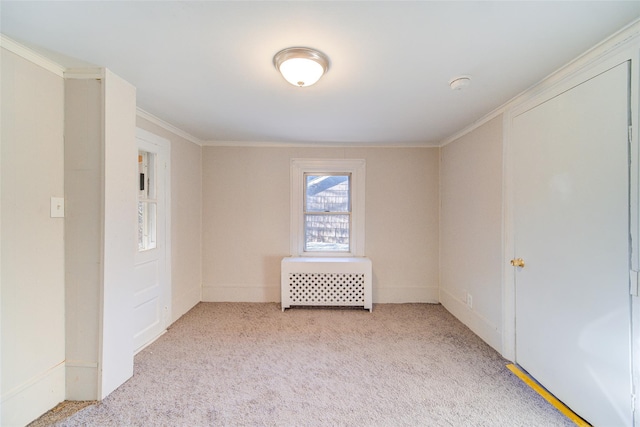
<box><xmin>273</xmin><ymin>47</ymin><xmax>329</xmax><ymax>87</ymax></box>
<box><xmin>449</xmin><ymin>75</ymin><xmax>472</xmax><ymax>91</ymax></box>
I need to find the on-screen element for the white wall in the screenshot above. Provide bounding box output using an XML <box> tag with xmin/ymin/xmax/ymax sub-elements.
<box><xmin>64</xmin><ymin>77</ymin><xmax>102</xmax><ymax>400</ymax></box>
<box><xmin>365</xmin><ymin>148</ymin><xmax>440</xmax><ymax>302</ymax></box>
<box><xmin>440</xmin><ymin>116</ymin><xmax>504</xmax><ymax>352</ymax></box>
<box><xmin>1</xmin><ymin>36</ymin><xmax>202</xmax><ymax>424</ymax></box>
<box><xmin>64</xmin><ymin>69</ymin><xmax>137</xmax><ymax>400</ymax></box>
<box><xmin>1</xmin><ymin>47</ymin><xmax>66</xmax><ymax>426</ymax></box>
<box><xmin>100</xmin><ymin>69</ymin><xmax>137</xmax><ymax>398</ymax></box>
<box><xmin>136</xmin><ymin>116</ymin><xmax>202</xmax><ymax>323</ymax></box>
<box><xmin>64</xmin><ymin>70</ymin><xmax>138</xmax><ymax>401</ymax></box>
<box><xmin>202</xmin><ymin>146</ymin><xmax>439</xmax><ymax>304</ymax></box>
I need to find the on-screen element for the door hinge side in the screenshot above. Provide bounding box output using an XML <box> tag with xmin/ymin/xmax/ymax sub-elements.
<box><xmin>631</xmin><ymin>270</ymin><xmax>639</xmax><ymax>296</ymax></box>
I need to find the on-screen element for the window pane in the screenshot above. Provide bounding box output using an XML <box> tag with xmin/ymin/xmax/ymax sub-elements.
<box><xmin>305</xmin><ymin>214</ymin><xmax>350</xmax><ymax>252</ymax></box>
<box><xmin>138</xmin><ymin>149</ymin><xmax>157</xmax><ymax>251</ymax></box>
<box><xmin>138</xmin><ymin>150</ymin><xmax>156</xmax><ymax>199</ymax></box>
<box><xmin>138</xmin><ymin>201</ymin><xmax>157</xmax><ymax>251</ymax></box>
<box><xmin>305</xmin><ymin>175</ymin><xmax>350</xmax><ymax>213</ymax></box>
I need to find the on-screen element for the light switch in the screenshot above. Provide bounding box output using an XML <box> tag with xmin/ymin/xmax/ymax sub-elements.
<box><xmin>51</xmin><ymin>197</ymin><xmax>65</xmax><ymax>218</ymax></box>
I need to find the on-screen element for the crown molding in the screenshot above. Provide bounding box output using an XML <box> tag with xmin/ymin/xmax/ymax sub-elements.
<box><xmin>439</xmin><ymin>18</ymin><xmax>640</xmax><ymax>147</ymax></box>
<box><xmin>64</xmin><ymin>67</ymin><xmax>105</xmax><ymax>79</ymax></box>
<box><xmin>136</xmin><ymin>108</ymin><xmax>203</xmax><ymax>146</ymax></box>
<box><xmin>0</xmin><ymin>34</ymin><xmax>65</xmax><ymax>77</ymax></box>
<box><xmin>1</xmin><ymin>33</ymin><xmax>202</xmax><ymax>148</ymax></box>
<box><xmin>201</xmin><ymin>140</ymin><xmax>438</xmax><ymax>148</ymax></box>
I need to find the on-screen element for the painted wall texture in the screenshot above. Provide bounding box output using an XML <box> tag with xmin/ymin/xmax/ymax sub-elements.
<box><xmin>1</xmin><ymin>47</ymin><xmax>66</xmax><ymax>426</ymax></box>
<box><xmin>440</xmin><ymin>115</ymin><xmax>504</xmax><ymax>351</ymax></box>
<box><xmin>201</xmin><ymin>146</ymin><xmax>440</xmax><ymax>304</ymax></box>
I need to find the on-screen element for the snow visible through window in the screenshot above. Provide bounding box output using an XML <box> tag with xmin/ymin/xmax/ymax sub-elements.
<box><xmin>304</xmin><ymin>174</ymin><xmax>350</xmax><ymax>252</ymax></box>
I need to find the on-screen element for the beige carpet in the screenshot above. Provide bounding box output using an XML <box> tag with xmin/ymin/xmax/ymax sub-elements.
<box><xmin>33</xmin><ymin>303</ymin><xmax>574</xmax><ymax>426</ymax></box>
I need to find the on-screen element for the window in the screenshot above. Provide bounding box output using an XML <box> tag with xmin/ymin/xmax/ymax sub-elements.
<box><xmin>291</xmin><ymin>159</ymin><xmax>365</xmax><ymax>256</ymax></box>
<box><xmin>138</xmin><ymin>150</ymin><xmax>157</xmax><ymax>250</ymax></box>
<box><xmin>304</xmin><ymin>174</ymin><xmax>351</xmax><ymax>252</ymax></box>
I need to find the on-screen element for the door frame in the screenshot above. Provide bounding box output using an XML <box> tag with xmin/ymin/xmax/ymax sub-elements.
<box><xmin>135</xmin><ymin>127</ymin><xmax>172</xmax><ymax>350</ymax></box>
<box><xmin>502</xmin><ymin>39</ymin><xmax>640</xmax><ymax>423</ymax></box>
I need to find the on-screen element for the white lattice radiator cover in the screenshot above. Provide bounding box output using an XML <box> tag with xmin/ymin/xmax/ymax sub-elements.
<box><xmin>281</xmin><ymin>257</ymin><xmax>372</xmax><ymax>311</ymax></box>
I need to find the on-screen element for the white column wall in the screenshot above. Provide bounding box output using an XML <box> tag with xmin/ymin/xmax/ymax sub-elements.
<box><xmin>65</xmin><ymin>69</ymin><xmax>136</xmax><ymax>401</ymax></box>
<box><xmin>100</xmin><ymin>69</ymin><xmax>137</xmax><ymax>398</ymax></box>
<box><xmin>64</xmin><ymin>78</ymin><xmax>103</xmax><ymax>400</ymax></box>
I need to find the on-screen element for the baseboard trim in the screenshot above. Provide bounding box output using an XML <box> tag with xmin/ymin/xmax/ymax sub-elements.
<box><xmin>440</xmin><ymin>288</ymin><xmax>502</xmax><ymax>352</ymax></box>
<box><xmin>202</xmin><ymin>284</ymin><xmax>440</xmax><ymax>305</ymax></box>
<box><xmin>171</xmin><ymin>284</ymin><xmax>202</xmax><ymax>323</ymax></box>
<box><xmin>65</xmin><ymin>361</ymin><xmax>98</xmax><ymax>401</ymax></box>
<box><xmin>202</xmin><ymin>284</ymin><xmax>280</xmax><ymax>302</ymax></box>
<box><xmin>1</xmin><ymin>361</ymin><xmax>65</xmax><ymax>427</ymax></box>
<box><xmin>374</xmin><ymin>286</ymin><xmax>439</xmax><ymax>304</ymax></box>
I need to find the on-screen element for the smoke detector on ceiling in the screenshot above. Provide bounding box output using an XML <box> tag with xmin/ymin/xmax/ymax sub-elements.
<box><xmin>449</xmin><ymin>76</ymin><xmax>472</xmax><ymax>91</ymax></box>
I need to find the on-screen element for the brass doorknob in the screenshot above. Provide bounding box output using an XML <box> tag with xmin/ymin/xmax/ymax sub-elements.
<box><xmin>510</xmin><ymin>258</ymin><xmax>525</xmax><ymax>268</ymax></box>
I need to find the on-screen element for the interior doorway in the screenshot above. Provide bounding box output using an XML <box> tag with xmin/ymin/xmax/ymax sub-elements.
<box><xmin>134</xmin><ymin>128</ymin><xmax>171</xmax><ymax>353</ymax></box>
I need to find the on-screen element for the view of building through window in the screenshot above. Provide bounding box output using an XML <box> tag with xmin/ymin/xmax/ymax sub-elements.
<box><xmin>138</xmin><ymin>150</ymin><xmax>157</xmax><ymax>251</ymax></box>
<box><xmin>304</xmin><ymin>174</ymin><xmax>351</xmax><ymax>252</ymax></box>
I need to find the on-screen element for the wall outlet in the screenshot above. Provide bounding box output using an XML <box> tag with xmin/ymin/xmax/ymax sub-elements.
<box><xmin>466</xmin><ymin>293</ymin><xmax>473</xmax><ymax>309</ymax></box>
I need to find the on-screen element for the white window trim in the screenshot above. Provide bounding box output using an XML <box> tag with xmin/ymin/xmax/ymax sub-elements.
<box><xmin>290</xmin><ymin>158</ymin><xmax>366</xmax><ymax>257</ymax></box>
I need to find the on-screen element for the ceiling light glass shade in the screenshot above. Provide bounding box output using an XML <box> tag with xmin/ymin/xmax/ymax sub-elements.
<box><xmin>274</xmin><ymin>47</ymin><xmax>329</xmax><ymax>87</ymax></box>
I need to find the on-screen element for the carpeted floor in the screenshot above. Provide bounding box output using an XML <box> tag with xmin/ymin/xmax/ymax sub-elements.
<box><xmin>31</xmin><ymin>303</ymin><xmax>574</xmax><ymax>426</ymax></box>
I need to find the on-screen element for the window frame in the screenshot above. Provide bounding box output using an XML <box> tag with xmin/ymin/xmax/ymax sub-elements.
<box><xmin>290</xmin><ymin>158</ymin><xmax>365</xmax><ymax>257</ymax></box>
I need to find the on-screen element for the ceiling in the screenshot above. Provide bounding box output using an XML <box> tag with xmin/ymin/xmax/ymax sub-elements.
<box><xmin>2</xmin><ymin>1</ymin><xmax>639</xmax><ymax>147</ymax></box>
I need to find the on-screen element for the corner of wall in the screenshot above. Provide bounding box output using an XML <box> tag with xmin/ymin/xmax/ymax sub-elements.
<box><xmin>440</xmin><ymin>289</ymin><xmax>502</xmax><ymax>353</ymax></box>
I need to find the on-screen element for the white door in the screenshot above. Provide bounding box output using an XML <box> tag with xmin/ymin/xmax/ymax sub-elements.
<box><xmin>134</xmin><ymin>129</ymin><xmax>170</xmax><ymax>353</ymax></box>
<box><xmin>512</xmin><ymin>62</ymin><xmax>632</xmax><ymax>426</ymax></box>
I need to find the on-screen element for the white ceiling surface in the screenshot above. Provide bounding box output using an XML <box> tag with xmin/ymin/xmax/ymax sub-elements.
<box><xmin>2</xmin><ymin>2</ymin><xmax>640</xmax><ymax>147</ymax></box>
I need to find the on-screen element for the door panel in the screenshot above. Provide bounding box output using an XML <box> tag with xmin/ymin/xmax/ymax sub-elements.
<box><xmin>512</xmin><ymin>62</ymin><xmax>631</xmax><ymax>426</ymax></box>
<box><xmin>133</xmin><ymin>258</ymin><xmax>160</xmax><ymax>339</ymax></box>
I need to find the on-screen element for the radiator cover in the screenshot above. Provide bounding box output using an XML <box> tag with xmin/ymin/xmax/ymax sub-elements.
<box><xmin>281</xmin><ymin>257</ymin><xmax>372</xmax><ymax>311</ymax></box>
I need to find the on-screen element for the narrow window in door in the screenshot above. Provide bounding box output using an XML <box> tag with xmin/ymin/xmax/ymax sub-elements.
<box><xmin>138</xmin><ymin>150</ymin><xmax>157</xmax><ymax>250</ymax></box>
